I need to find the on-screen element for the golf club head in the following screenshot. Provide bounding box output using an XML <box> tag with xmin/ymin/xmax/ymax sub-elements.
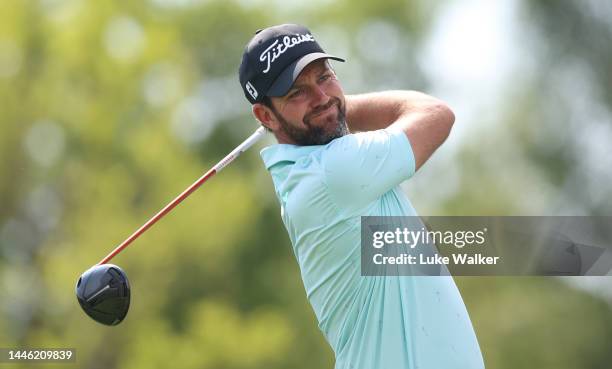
<box><xmin>76</xmin><ymin>264</ymin><xmax>130</xmax><ymax>326</ymax></box>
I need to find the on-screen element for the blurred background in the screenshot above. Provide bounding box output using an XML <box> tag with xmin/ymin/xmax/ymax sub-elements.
<box><xmin>1</xmin><ymin>0</ymin><xmax>611</xmax><ymax>368</ymax></box>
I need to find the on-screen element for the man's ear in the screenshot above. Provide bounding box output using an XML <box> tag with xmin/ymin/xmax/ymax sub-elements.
<box><xmin>252</xmin><ymin>103</ymin><xmax>279</xmax><ymax>131</ymax></box>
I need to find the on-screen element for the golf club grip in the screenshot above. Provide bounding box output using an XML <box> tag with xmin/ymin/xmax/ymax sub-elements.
<box><xmin>98</xmin><ymin>126</ymin><xmax>266</xmax><ymax>265</ymax></box>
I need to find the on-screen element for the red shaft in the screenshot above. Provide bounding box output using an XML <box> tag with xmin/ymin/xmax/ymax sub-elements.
<box><xmin>96</xmin><ymin>126</ymin><xmax>265</xmax><ymax>265</ymax></box>
<box><xmin>98</xmin><ymin>168</ymin><xmax>217</xmax><ymax>265</ymax></box>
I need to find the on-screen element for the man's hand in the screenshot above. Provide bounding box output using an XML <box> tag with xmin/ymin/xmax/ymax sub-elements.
<box><xmin>345</xmin><ymin>91</ymin><xmax>455</xmax><ymax>171</ymax></box>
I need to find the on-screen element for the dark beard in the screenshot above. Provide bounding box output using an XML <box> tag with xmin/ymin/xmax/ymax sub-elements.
<box><xmin>271</xmin><ymin>96</ymin><xmax>349</xmax><ymax>146</ymax></box>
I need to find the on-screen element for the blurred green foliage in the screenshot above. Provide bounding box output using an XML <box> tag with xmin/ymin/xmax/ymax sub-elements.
<box><xmin>1</xmin><ymin>1</ymin><xmax>611</xmax><ymax>368</ymax></box>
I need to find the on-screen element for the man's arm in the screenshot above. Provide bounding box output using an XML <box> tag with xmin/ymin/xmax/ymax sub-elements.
<box><xmin>345</xmin><ymin>90</ymin><xmax>455</xmax><ymax>171</ymax></box>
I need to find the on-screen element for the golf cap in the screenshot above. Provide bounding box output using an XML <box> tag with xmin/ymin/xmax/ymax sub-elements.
<box><xmin>239</xmin><ymin>24</ymin><xmax>345</xmax><ymax>104</ymax></box>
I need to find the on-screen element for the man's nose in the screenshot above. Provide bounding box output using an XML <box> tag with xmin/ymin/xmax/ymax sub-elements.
<box><xmin>310</xmin><ymin>84</ymin><xmax>330</xmax><ymax>108</ymax></box>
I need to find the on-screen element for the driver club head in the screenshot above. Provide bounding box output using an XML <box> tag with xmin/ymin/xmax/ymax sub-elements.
<box><xmin>73</xmin><ymin>129</ymin><xmax>265</xmax><ymax>326</ymax></box>
<box><xmin>76</xmin><ymin>264</ymin><xmax>130</xmax><ymax>326</ymax></box>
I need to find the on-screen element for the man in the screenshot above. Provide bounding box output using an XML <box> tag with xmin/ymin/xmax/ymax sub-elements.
<box><xmin>238</xmin><ymin>24</ymin><xmax>485</xmax><ymax>369</ymax></box>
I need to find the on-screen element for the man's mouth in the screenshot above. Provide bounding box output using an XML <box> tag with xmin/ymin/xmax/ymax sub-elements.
<box><xmin>309</xmin><ymin>101</ymin><xmax>338</xmax><ymax>120</ymax></box>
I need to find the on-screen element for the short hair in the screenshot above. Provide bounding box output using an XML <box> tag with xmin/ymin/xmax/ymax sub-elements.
<box><xmin>261</xmin><ymin>95</ymin><xmax>274</xmax><ymax>110</ymax></box>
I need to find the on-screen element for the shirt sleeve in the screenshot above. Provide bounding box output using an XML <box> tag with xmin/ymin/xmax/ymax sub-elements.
<box><xmin>322</xmin><ymin>128</ymin><xmax>416</xmax><ymax>209</ymax></box>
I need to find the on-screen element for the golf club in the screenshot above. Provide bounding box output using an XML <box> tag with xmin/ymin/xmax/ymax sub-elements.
<box><xmin>76</xmin><ymin>126</ymin><xmax>266</xmax><ymax>325</ymax></box>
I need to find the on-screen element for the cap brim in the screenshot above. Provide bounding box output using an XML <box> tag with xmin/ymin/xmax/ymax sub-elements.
<box><xmin>267</xmin><ymin>52</ymin><xmax>345</xmax><ymax>97</ymax></box>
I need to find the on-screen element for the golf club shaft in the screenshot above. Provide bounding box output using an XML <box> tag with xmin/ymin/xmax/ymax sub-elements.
<box><xmin>98</xmin><ymin>126</ymin><xmax>266</xmax><ymax>265</ymax></box>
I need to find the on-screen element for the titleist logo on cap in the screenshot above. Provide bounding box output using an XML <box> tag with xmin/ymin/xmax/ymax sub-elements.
<box><xmin>259</xmin><ymin>33</ymin><xmax>316</xmax><ymax>73</ymax></box>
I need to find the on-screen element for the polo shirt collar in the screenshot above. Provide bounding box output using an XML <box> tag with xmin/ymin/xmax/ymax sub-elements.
<box><xmin>260</xmin><ymin>144</ymin><xmax>320</xmax><ymax>170</ymax></box>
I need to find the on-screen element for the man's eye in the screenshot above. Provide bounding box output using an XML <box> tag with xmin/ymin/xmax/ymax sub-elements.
<box><xmin>319</xmin><ymin>74</ymin><xmax>331</xmax><ymax>82</ymax></box>
<box><xmin>289</xmin><ymin>90</ymin><xmax>303</xmax><ymax>98</ymax></box>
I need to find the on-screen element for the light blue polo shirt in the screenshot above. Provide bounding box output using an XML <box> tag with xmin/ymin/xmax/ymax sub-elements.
<box><xmin>261</xmin><ymin>128</ymin><xmax>484</xmax><ymax>369</ymax></box>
